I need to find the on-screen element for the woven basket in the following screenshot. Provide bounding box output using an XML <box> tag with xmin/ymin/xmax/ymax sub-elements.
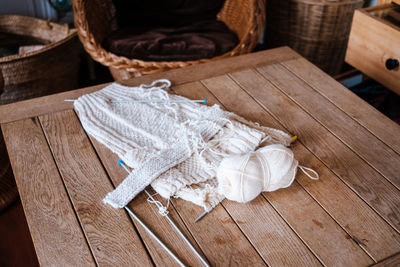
<box><xmin>73</xmin><ymin>0</ymin><xmax>266</xmax><ymax>80</ymax></box>
<box><xmin>0</xmin><ymin>15</ymin><xmax>81</xmax><ymax>104</ymax></box>
<box><xmin>0</xmin><ymin>15</ymin><xmax>81</xmax><ymax>212</ymax></box>
<box><xmin>265</xmin><ymin>0</ymin><xmax>364</xmax><ymax>75</ymax></box>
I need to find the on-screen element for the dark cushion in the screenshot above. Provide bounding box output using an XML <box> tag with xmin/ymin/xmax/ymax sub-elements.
<box><xmin>104</xmin><ymin>20</ymin><xmax>238</xmax><ymax>61</ymax></box>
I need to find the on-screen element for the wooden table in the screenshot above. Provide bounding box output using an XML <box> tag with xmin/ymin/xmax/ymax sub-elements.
<box><xmin>1</xmin><ymin>47</ymin><xmax>400</xmax><ymax>266</ymax></box>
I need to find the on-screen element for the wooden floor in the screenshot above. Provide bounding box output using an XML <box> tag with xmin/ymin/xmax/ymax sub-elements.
<box><xmin>0</xmin><ymin>200</ymin><xmax>38</xmax><ymax>267</ymax></box>
<box><xmin>1</xmin><ymin>47</ymin><xmax>400</xmax><ymax>266</ymax></box>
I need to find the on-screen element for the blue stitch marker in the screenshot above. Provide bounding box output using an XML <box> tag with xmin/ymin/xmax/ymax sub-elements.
<box><xmin>203</xmin><ymin>99</ymin><xmax>207</xmax><ymax>103</ymax></box>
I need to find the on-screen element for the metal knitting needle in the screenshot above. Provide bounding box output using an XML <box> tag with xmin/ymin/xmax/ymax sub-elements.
<box><xmin>118</xmin><ymin>160</ymin><xmax>210</xmax><ymax>267</ymax></box>
<box><xmin>124</xmin><ymin>206</ymin><xmax>185</xmax><ymax>267</ymax></box>
<box><xmin>194</xmin><ymin>210</ymin><xmax>210</xmax><ymax>223</ymax></box>
<box><xmin>194</xmin><ymin>135</ymin><xmax>300</xmax><ymax>223</ymax></box>
<box><xmin>110</xmin><ymin>99</ymin><xmax>207</xmax><ymax>104</ymax></box>
<box><xmin>64</xmin><ymin>99</ymin><xmax>207</xmax><ymax>104</ymax></box>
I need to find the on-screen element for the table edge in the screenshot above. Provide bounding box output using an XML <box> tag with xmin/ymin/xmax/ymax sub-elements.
<box><xmin>0</xmin><ymin>47</ymin><xmax>300</xmax><ymax>124</ymax></box>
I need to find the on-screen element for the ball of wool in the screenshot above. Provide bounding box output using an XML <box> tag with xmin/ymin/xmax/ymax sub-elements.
<box><xmin>217</xmin><ymin>144</ymin><xmax>298</xmax><ymax>203</ymax></box>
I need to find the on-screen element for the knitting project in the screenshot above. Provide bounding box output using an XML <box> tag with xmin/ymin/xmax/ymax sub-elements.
<box><xmin>74</xmin><ymin>79</ymin><xmax>292</xmax><ymax>211</ymax></box>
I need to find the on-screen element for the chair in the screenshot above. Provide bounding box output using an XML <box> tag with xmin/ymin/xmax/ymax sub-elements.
<box><xmin>73</xmin><ymin>0</ymin><xmax>266</xmax><ymax>79</ymax></box>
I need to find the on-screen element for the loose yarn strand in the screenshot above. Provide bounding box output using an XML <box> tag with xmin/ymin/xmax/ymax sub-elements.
<box><xmin>147</xmin><ymin>193</ymin><xmax>170</xmax><ymax>217</ymax></box>
<box><xmin>299</xmin><ymin>165</ymin><xmax>319</xmax><ymax>180</ymax></box>
<box><xmin>140</xmin><ymin>79</ymin><xmax>171</xmax><ymax>90</ymax></box>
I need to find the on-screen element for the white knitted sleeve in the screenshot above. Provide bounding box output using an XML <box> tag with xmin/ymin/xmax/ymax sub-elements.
<box><xmin>103</xmin><ymin>142</ymin><xmax>191</xmax><ymax>208</ymax></box>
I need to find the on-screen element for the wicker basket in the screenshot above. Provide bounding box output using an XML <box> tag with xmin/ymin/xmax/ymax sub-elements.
<box><xmin>73</xmin><ymin>0</ymin><xmax>266</xmax><ymax>80</ymax></box>
<box><xmin>0</xmin><ymin>15</ymin><xmax>81</xmax><ymax>104</ymax></box>
<box><xmin>0</xmin><ymin>15</ymin><xmax>81</xmax><ymax>212</ymax></box>
<box><xmin>265</xmin><ymin>0</ymin><xmax>364</xmax><ymax>75</ymax></box>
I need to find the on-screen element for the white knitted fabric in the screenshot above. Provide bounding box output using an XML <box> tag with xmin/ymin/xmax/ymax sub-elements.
<box><xmin>74</xmin><ymin>79</ymin><xmax>292</xmax><ymax>210</ymax></box>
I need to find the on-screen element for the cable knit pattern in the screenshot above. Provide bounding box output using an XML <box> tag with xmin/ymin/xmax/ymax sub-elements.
<box><xmin>74</xmin><ymin>80</ymin><xmax>292</xmax><ymax>210</ymax></box>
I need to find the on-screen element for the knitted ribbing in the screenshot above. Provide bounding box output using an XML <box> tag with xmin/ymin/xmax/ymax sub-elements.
<box><xmin>74</xmin><ymin>80</ymin><xmax>292</xmax><ymax>209</ymax></box>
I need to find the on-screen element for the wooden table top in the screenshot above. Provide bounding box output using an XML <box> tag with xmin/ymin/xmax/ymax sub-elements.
<box><xmin>1</xmin><ymin>47</ymin><xmax>400</xmax><ymax>266</ymax></box>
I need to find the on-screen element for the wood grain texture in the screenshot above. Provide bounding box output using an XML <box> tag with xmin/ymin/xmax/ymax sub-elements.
<box><xmin>257</xmin><ymin>63</ymin><xmax>400</xmax><ymax>189</ymax></box>
<box><xmin>217</xmin><ymin>70</ymin><xmax>400</xmax><ymax>262</ymax></box>
<box><xmin>171</xmin><ymin>197</ymin><xmax>267</xmax><ymax>266</ymax></box>
<box><xmin>201</xmin><ymin>75</ymin><xmax>374</xmax><ymax>266</ymax></box>
<box><xmin>1</xmin><ymin>119</ymin><xmax>95</xmax><ymax>266</ymax></box>
<box><xmin>345</xmin><ymin>8</ymin><xmax>400</xmax><ymax>94</ymax></box>
<box><xmin>265</xmin><ymin>182</ymin><xmax>373</xmax><ymax>266</ymax></box>
<box><xmin>373</xmin><ymin>252</ymin><xmax>400</xmax><ymax>266</ymax></box>
<box><xmin>0</xmin><ymin>47</ymin><xmax>299</xmax><ymax>124</ymax></box>
<box><xmin>228</xmin><ymin>68</ymin><xmax>400</xmax><ymax>234</ymax></box>
<box><xmin>282</xmin><ymin>57</ymin><xmax>400</xmax><ymax>155</ymax></box>
<box><xmin>38</xmin><ymin>110</ymin><xmax>153</xmax><ymax>266</ymax></box>
<box><xmin>89</xmin><ymin>136</ymin><xmax>209</xmax><ymax>267</ymax></box>
<box><xmin>173</xmin><ymin>82</ymin><xmax>321</xmax><ymax>266</ymax></box>
<box><xmin>290</xmin><ymin>141</ymin><xmax>400</xmax><ymax>261</ymax></box>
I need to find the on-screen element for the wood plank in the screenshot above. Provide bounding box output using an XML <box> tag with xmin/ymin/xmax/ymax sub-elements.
<box><xmin>290</xmin><ymin>141</ymin><xmax>400</xmax><ymax>261</ymax></box>
<box><xmin>282</xmin><ymin>58</ymin><xmax>400</xmax><ymax>155</ymax></box>
<box><xmin>265</xmin><ymin>182</ymin><xmax>373</xmax><ymax>266</ymax></box>
<box><xmin>90</xmin><ymin>137</ymin><xmax>209</xmax><ymax>266</ymax></box>
<box><xmin>0</xmin><ymin>47</ymin><xmax>299</xmax><ymax>124</ymax></box>
<box><xmin>1</xmin><ymin>119</ymin><xmax>95</xmax><ymax>266</ymax></box>
<box><xmin>38</xmin><ymin>110</ymin><xmax>153</xmax><ymax>266</ymax></box>
<box><xmin>172</xmin><ymin>82</ymin><xmax>321</xmax><ymax>266</ymax></box>
<box><xmin>171</xmin><ymin>198</ymin><xmax>266</xmax><ymax>266</ymax></box>
<box><xmin>86</xmin><ymin>110</ymin><xmax>265</xmax><ymax>266</ymax></box>
<box><xmin>257</xmin><ymin>63</ymin><xmax>400</xmax><ymax>190</ymax></box>
<box><xmin>373</xmin><ymin>252</ymin><xmax>400</xmax><ymax>266</ymax></box>
<box><xmin>223</xmin><ymin>71</ymin><xmax>400</xmax><ymax>262</ymax></box>
<box><xmin>227</xmin><ymin>69</ymin><xmax>400</xmax><ymax>237</ymax></box>
<box><xmin>221</xmin><ymin>197</ymin><xmax>322</xmax><ymax>266</ymax></box>
<box><xmin>201</xmin><ymin>75</ymin><xmax>374</xmax><ymax>266</ymax></box>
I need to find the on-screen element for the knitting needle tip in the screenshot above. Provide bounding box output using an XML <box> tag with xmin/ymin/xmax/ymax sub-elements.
<box><xmin>194</xmin><ymin>210</ymin><xmax>209</xmax><ymax>223</ymax></box>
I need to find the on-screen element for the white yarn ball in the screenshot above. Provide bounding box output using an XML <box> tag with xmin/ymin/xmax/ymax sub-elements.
<box><xmin>217</xmin><ymin>153</ymin><xmax>264</xmax><ymax>203</ymax></box>
<box><xmin>217</xmin><ymin>144</ymin><xmax>298</xmax><ymax>203</ymax></box>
